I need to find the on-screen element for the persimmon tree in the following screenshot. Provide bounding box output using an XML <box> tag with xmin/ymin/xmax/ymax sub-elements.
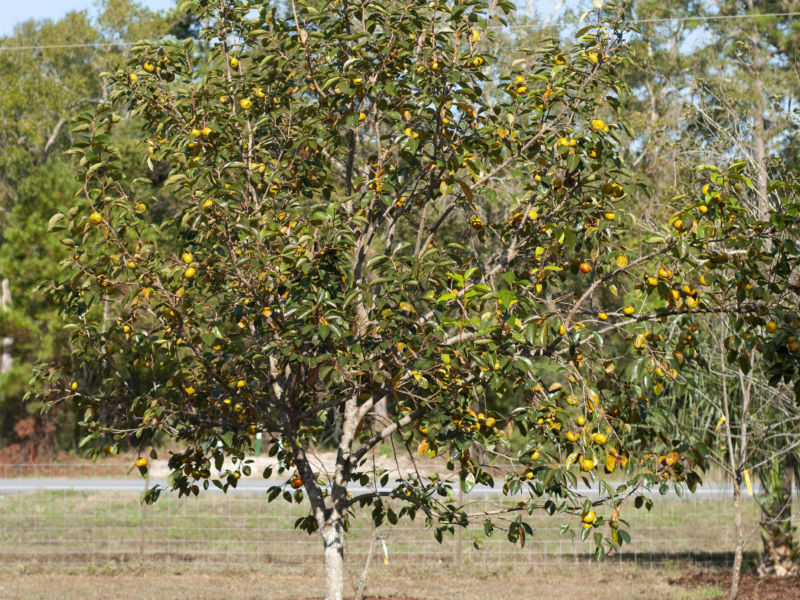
<box><xmin>35</xmin><ymin>0</ymin><xmax>800</xmax><ymax>598</ymax></box>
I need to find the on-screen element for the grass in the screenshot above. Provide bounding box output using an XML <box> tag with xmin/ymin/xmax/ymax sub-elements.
<box><xmin>0</xmin><ymin>563</ymin><xmax>731</xmax><ymax>600</ymax></box>
<box><xmin>0</xmin><ymin>488</ymin><xmax>774</xmax><ymax>568</ymax></box>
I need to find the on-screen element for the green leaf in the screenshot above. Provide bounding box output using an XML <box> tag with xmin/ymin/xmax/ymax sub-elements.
<box><xmin>163</xmin><ymin>173</ymin><xmax>187</xmax><ymax>187</ymax></box>
<box><xmin>643</xmin><ymin>236</ymin><xmax>666</xmax><ymax>244</ymax></box>
<box><xmin>461</xmin><ymin>471</ymin><xmax>475</xmax><ymax>493</ymax></box>
<box><xmin>47</xmin><ymin>213</ymin><xmax>67</xmax><ymax>232</ymax></box>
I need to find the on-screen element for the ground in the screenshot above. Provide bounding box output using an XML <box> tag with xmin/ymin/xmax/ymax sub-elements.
<box><xmin>672</xmin><ymin>572</ymin><xmax>800</xmax><ymax>600</ymax></box>
<box><xmin>2</xmin><ymin>564</ymin><xmax>797</xmax><ymax>600</ymax></box>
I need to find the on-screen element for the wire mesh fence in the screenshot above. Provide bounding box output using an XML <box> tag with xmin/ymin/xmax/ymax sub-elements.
<box><xmin>0</xmin><ymin>464</ymin><xmax>773</xmax><ymax>570</ymax></box>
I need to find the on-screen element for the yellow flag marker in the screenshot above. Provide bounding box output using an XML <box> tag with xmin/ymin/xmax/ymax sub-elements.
<box><xmin>743</xmin><ymin>470</ymin><xmax>753</xmax><ymax>496</ymax></box>
<box><xmin>381</xmin><ymin>538</ymin><xmax>389</xmax><ymax>565</ymax></box>
<box><xmin>715</xmin><ymin>415</ymin><xmax>726</xmax><ymax>434</ymax></box>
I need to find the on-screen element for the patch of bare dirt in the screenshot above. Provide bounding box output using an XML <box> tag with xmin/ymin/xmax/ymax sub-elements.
<box><xmin>291</xmin><ymin>597</ymin><xmax>422</xmax><ymax>600</ymax></box>
<box><xmin>671</xmin><ymin>572</ymin><xmax>800</xmax><ymax>600</ymax></box>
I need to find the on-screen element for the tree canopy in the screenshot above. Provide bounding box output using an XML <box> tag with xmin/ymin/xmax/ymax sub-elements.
<box><xmin>27</xmin><ymin>1</ymin><xmax>800</xmax><ymax>599</ymax></box>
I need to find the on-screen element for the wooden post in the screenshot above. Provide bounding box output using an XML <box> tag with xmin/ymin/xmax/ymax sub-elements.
<box><xmin>355</xmin><ymin>526</ymin><xmax>378</xmax><ymax>600</ymax></box>
<box><xmin>140</xmin><ymin>472</ymin><xmax>149</xmax><ymax>562</ymax></box>
<box><xmin>456</xmin><ymin>486</ymin><xmax>463</xmax><ymax>565</ymax></box>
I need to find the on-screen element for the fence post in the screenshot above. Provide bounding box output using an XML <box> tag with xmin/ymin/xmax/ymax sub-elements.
<box><xmin>140</xmin><ymin>472</ymin><xmax>148</xmax><ymax>562</ymax></box>
<box><xmin>456</xmin><ymin>486</ymin><xmax>463</xmax><ymax>565</ymax></box>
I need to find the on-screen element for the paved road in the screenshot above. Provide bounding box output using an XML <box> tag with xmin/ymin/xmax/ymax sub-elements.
<box><xmin>0</xmin><ymin>478</ymin><xmax>761</xmax><ymax>498</ymax></box>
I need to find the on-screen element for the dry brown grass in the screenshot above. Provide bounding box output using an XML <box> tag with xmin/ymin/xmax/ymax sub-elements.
<box><xmin>0</xmin><ymin>564</ymin><xmax>726</xmax><ymax>600</ymax></box>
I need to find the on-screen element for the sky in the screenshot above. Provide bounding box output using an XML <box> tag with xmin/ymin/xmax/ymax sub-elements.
<box><xmin>2</xmin><ymin>0</ymin><xmax>587</xmax><ymax>39</ymax></box>
<box><xmin>2</xmin><ymin>0</ymin><xmax>177</xmax><ymax>38</ymax></box>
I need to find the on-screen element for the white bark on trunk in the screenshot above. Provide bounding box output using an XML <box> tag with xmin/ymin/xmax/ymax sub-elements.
<box><xmin>1</xmin><ymin>279</ymin><xmax>11</xmax><ymax>374</ymax></box>
<box><xmin>730</xmin><ymin>477</ymin><xmax>744</xmax><ymax>600</ymax></box>
<box><xmin>1</xmin><ymin>337</ymin><xmax>12</xmax><ymax>374</ymax></box>
<box><xmin>322</xmin><ymin>521</ymin><xmax>345</xmax><ymax>600</ymax></box>
<box><xmin>0</xmin><ymin>279</ymin><xmax>10</xmax><ymax>311</ymax></box>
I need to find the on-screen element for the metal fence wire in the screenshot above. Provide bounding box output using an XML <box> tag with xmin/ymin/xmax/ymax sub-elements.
<box><xmin>0</xmin><ymin>464</ymin><xmax>775</xmax><ymax>569</ymax></box>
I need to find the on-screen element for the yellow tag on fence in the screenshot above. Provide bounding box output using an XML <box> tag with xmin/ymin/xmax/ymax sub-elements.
<box><xmin>743</xmin><ymin>470</ymin><xmax>753</xmax><ymax>496</ymax></box>
<box><xmin>381</xmin><ymin>539</ymin><xmax>389</xmax><ymax>565</ymax></box>
<box><xmin>715</xmin><ymin>415</ymin><xmax>726</xmax><ymax>434</ymax></box>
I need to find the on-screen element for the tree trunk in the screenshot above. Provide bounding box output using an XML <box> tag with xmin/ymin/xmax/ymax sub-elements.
<box><xmin>758</xmin><ymin>456</ymin><xmax>797</xmax><ymax>577</ymax></box>
<box><xmin>322</xmin><ymin>521</ymin><xmax>345</xmax><ymax>600</ymax></box>
<box><xmin>1</xmin><ymin>279</ymin><xmax>11</xmax><ymax>374</ymax></box>
<box><xmin>730</xmin><ymin>475</ymin><xmax>745</xmax><ymax>600</ymax></box>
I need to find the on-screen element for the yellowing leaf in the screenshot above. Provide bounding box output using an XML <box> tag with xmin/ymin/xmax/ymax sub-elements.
<box><xmin>605</xmin><ymin>454</ymin><xmax>616</xmax><ymax>472</ymax></box>
<box><xmin>417</xmin><ymin>440</ymin><xmax>429</xmax><ymax>456</ymax></box>
<box><xmin>566</xmin><ymin>452</ymin><xmax>578</xmax><ymax>470</ymax></box>
<box><xmin>457</xmin><ymin>180</ymin><xmax>473</xmax><ymax>202</ymax></box>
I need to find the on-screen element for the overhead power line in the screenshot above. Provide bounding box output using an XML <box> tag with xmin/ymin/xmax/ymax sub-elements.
<box><xmin>1</xmin><ymin>11</ymin><xmax>799</xmax><ymax>51</ymax></box>
<box><xmin>0</xmin><ymin>41</ymin><xmax>137</xmax><ymax>51</ymax></box>
<box><xmin>494</xmin><ymin>11</ymin><xmax>800</xmax><ymax>30</ymax></box>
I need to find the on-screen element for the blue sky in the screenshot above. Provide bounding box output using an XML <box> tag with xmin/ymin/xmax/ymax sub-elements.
<box><xmin>3</xmin><ymin>0</ymin><xmax>586</xmax><ymax>39</ymax></box>
<box><xmin>2</xmin><ymin>0</ymin><xmax>177</xmax><ymax>38</ymax></box>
